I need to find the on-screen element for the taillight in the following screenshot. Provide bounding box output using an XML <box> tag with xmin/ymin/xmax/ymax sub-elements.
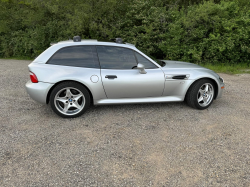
<box><xmin>29</xmin><ymin>71</ymin><xmax>38</xmax><ymax>83</ymax></box>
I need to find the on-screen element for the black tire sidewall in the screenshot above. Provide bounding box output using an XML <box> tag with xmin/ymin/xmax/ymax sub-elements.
<box><xmin>187</xmin><ymin>79</ymin><xmax>215</xmax><ymax>110</ymax></box>
<box><xmin>50</xmin><ymin>82</ymin><xmax>90</xmax><ymax>118</ymax></box>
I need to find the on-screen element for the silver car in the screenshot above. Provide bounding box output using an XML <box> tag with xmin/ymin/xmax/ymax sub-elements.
<box><xmin>25</xmin><ymin>37</ymin><xmax>225</xmax><ymax>118</ymax></box>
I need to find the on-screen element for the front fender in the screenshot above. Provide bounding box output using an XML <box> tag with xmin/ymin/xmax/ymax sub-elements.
<box><xmin>162</xmin><ymin>68</ymin><xmax>223</xmax><ymax>100</ymax></box>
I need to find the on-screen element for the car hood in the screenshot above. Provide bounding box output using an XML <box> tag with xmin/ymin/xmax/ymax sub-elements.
<box><xmin>160</xmin><ymin>60</ymin><xmax>208</xmax><ymax>70</ymax></box>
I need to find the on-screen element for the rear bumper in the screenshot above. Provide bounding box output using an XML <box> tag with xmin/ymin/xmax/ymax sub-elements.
<box><xmin>25</xmin><ymin>80</ymin><xmax>54</xmax><ymax>104</ymax></box>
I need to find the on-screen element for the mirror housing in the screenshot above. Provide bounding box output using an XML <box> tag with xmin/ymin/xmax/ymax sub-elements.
<box><xmin>137</xmin><ymin>63</ymin><xmax>147</xmax><ymax>74</ymax></box>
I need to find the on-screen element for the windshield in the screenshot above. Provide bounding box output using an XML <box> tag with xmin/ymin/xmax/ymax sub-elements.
<box><xmin>146</xmin><ymin>54</ymin><xmax>166</xmax><ymax>67</ymax></box>
<box><xmin>151</xmin><ymin>56</ymin><xmax>166</xmax><ymax>67</ymax></box>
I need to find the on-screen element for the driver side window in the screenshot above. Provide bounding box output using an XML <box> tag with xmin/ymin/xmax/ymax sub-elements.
<box><xmin>96</xmin><ymin>46</ymin><xmax>137</xmax><ymax>69</ymax></box>
<box><xmin>135</xmin><ymin>52</ymin><xmax>158</xmax><ymax>69</ymax></box>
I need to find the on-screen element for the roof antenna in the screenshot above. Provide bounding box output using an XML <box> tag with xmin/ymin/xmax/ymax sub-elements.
<box><xmin>73</xmin><ymin>36</ymin><xmax>81</xmax><ymax>42</ymax></box>
<box><xmin>110</xmin><ymin>38</ymin><xmax>123</xmax><ymax>44</ymax></box>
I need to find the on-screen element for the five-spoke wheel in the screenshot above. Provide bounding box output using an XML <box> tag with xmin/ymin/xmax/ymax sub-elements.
<box><xmin>50</xmin><ymin>82</ymin><xmax>90</xmax><ymax>118</ymax></box>
<box><xmin>186</xmin><ymin>79</ymin><xmax>215</xmax><ymax>110</ymax></box>
<box><xmin>197</xmin><ymin>83</ymin><xmax>214</xmax><ymax>107</ymax></box>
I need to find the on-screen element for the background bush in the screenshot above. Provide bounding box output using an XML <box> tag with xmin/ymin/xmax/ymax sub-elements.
<box><xmin>0</xmin><ymin>0</ymin><xmax>250</xmax><ymax>65</ymax></box>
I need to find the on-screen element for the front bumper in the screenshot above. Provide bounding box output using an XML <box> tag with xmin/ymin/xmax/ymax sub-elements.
<box><xmin>216</xmin><ymin>80</ymin><xmax>225</xmax><ymax>99</ymax></box>
<box><xmin>25</xmin><ymin>80</ymin><xmax>54</xmax><ymax>104</ymax></box>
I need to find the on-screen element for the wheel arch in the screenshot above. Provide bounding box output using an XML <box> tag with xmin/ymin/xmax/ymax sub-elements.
<box><xmin>184</xmin><ymin>77</ymin><xmax>219</xmax><ymax>101</ymax></box>
<box><xmin>46</xmin><ymin>80</ymin><xmax>94</xmax><ymax>104</ymax></box>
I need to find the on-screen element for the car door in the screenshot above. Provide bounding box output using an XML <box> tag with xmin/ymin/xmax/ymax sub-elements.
<box><xmin>96</xmin><ymin>46</ymin><xmax>165</xmax><ymax>98</ymax></box>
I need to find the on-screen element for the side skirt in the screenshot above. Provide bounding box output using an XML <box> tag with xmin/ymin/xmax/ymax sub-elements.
<box><xmin>94</xmin><ymin>96</ymin><xmax>183</xmax><ymax>105</ymax></box>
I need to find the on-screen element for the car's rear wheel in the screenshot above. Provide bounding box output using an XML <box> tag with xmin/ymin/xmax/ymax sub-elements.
<box><xmin>50</xmin><ymin>82</ymin><xmax>90</xmax><ymax>118</ymax></box>
<box><xmin>186</xmin><ymin>79</ymin><xmax>215</xmax><ymax>110</ymax></box>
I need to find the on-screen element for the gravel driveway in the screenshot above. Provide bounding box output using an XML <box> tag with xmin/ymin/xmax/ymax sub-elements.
<box><xmin>0</xmin><ymin>59</ymin><xmax>250</xmax><ymax>186</ymax></box>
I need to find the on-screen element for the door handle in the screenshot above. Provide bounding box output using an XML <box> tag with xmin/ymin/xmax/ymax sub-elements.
<box><xmin>105</xmin><ymin>75</ymin><xmax>117</xmax><ymax>79</ymax></box>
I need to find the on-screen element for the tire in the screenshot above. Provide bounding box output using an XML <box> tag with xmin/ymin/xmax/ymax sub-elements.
<box><xmin>50</xmin><ymin>81</ymin><xmax>91</xmax><ymax>118</ymax></box>
<box><xmin>186</xmin><ymin>79</ymin><xmax>215</xmax><ymax>110</ymax></box>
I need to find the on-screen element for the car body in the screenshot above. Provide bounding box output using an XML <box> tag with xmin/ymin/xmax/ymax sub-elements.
<box><xmin>25</xmin><ymin>37</ymin><xmax>224</xmax><ymax>118</ymax></box>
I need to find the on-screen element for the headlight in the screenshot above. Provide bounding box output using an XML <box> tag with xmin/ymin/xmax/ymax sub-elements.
<box><xmin>219</xmin><ymin>77</ymin><xmax>224</xmax><ymax>83</ymax></box>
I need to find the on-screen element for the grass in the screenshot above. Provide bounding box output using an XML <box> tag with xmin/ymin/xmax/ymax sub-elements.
<box><xmin>199</xmin><ymin>63</ymin><xmax>250</xmax><ymax>74</ymax></box>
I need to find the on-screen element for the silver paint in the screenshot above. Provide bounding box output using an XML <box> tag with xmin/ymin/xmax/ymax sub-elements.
<box><xmin>25</xmin><ymin>80</ymin><xmax>53</xmax><ymax>104</ymax></box>
<box><xmin>95</xmin><ymin>96</ymin><xmax>183</xmax><ymax>105</ymax></box>
<box><xmin>100</xmin><ymin>68</ymin><xmax>165</xmax><ymax>98</ymax></box>
<box><xmin>25</xmin><ymin>40</ymin><xmax>224</xmax><ymax>106</ymax></box>
<box><xmin>90</xmin><ymin>75</ymin><xmax>99</xmax><ymax>83</ymax></box>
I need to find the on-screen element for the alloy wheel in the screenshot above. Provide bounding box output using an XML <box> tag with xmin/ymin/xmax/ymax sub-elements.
<box><xmin>54</xmin><ymin>87</ymin><xmax>85</xmax><ymax>116</ymax></box>
<box><xmin>197</xmin><ymin>83</ymin><xmax>214</xmax><ymax>107</ymax></box>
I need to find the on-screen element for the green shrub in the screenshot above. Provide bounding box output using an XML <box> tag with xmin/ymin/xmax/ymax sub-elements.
<box><xmin>0</xmin><ymin>0</ymin><xmax>250</xmax><ymax>66</ymax></box>
<box><xmin>159</xmin><ymin>0</ymin><xmax>250</xmax><ymax>64</ymax></box>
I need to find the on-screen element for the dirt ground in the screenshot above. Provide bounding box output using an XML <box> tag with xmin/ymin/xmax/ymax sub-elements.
<box><xmin>0</xmin><ymin>59</ymin><xmax>250</xmax><ymax>186</ymax></box>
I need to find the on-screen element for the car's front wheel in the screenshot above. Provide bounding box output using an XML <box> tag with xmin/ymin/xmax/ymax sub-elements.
<box><xmin>186</xmin><ymin>79</ymin><xmax>215</xmax><ymax>110</ymax></box>
<box><xmin>50</xmin><ymin>81</ymin><xmax>90</xmax><ymax>118</ymax></box>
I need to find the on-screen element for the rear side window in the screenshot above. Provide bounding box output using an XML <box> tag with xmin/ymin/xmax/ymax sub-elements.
<box><xmin>135</xmin><ymin>52</ymin><xmax>158</xmax><ymax>69</ymax></box>
<box><xmin>47</xmin><ymin>46</ymin><xmax>99</xmax><ymax>68</ymax></box>
<box><xmin>96</xmin><ymin>46</ymin><xmax>137</xmax><ymax>69</ymax></box>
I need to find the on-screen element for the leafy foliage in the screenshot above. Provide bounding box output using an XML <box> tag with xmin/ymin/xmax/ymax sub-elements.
<box><xmin>159</xmin><ymin>1</ymin><xmax>250</xmax><ymax>64</ymax></box>
<box><xmin>0</xmin><ymin>0</ymin><xmax>250</xmax><ymax>65</ymax></box>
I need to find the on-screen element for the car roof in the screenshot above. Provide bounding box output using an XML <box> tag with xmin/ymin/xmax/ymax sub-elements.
<box><xmin>33</xmin><ymin>39</ymin><xmax>139</xmax><ymax>64</ymax></box>
<box><xmin>52</xmin><ymin>39</ymin><xmax>137</xmax><ymax>49</ymax></box>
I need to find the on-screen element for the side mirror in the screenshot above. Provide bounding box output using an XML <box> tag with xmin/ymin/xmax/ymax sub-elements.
<box><xmin>137</xmin><ymin>63</ymin><xmax>147</xmax><ymax>74</ymax></box>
